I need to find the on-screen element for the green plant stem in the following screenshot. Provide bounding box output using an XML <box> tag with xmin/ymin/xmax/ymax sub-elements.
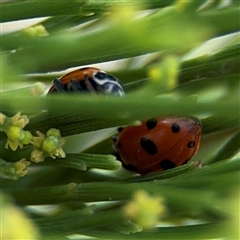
<box><xmin>1</xmin><ymin>0</ymin><xmax>176</xmax><ymax>23</ymax></box>
<box><xmin>79</xmin><ymin>222</ymin><xmax>232</xmax><ymax>240</ymax></box>
<box><xmin>35</xmin><ymin>208</ymin><xmax>124</xmax><ymax>236</ymax></box>
<box><xmin>4</xmin><ymin>11</ymin><xmax>239</xmax><ymax>73</ymax></box>
<box><xmin>40</xmin><ymin>15</ymin><xmax>101</xmax><ymax>33</ymax></box>
<box><xmin>172</xmin><ymin>158</ymin><xmax>240</xmax><ymax>180</ymax></box>
<box><xmin>199</xmin><ymin>7</ymin><xmax>240</xmax><ymax>33</ymax></box>
<box><xmin>179</xmin><ymin>44</ymin><xmax>240</xmax><ymax>84</ymax></box>
<box><xmin>122</xmin><ymin>162</ymin><xmax>200</xmax><ymax>182</ymax></box>
<box><xmin>1</xmin><ymin>93</ymin><xmax>238</xmax><ymax>136</ymax></box>
<box><xmin>44</xmin><ymin>153</ymin><xmax>121</xmax><ymax>171</ymax></box>
<box><xmin>207</xmin><ymin>132</ymin><xmax>240</xmax><ymax>163</ymax></box>
<box><xmin>3</xmin><ymin>6</ymin><xmax>216</xmax><ymax>73</ymax></box>
<box><xmin>0</xmin><ymin>1</ymin><xmax>84</xmax><ymax>22</ymax></box>
<box><xmin>7</xmin><ymin>159</ymin><xmax>239</xmax><ymax>206</ymax></box>
<box><xmin>201</xmin><ymin>115</ymin><xmax>240</xmax><ymax>135</ymax></box>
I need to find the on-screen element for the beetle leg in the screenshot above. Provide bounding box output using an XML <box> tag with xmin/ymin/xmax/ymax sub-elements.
<box><xmin>53</xmin><ymin>78</ymin><xmax>68</xmax><ymax>92</ymax></box>
<box><xmin>70</xmin><ymin>79</ymin><xmax>88</xmax><ymax>92</ymax></box>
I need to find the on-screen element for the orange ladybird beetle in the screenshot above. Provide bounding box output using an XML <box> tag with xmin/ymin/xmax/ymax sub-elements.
<box><xmin>114</xmin><ymin>116</ymin><xmax>202</xmax><ymax>175</ymax></box>
<box><xmin>47</xmin><ymin>67</ymin><xmax>125</xmax><ymax>96</ymax></box>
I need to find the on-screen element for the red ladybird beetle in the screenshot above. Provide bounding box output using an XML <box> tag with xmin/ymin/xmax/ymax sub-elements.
<box><xmin>47</xmin><ymin>67</ymin><xmax>125</xmax><ymax>96</ymax></box>
<box><xmin>114</xmin><ymin>116</ymin><xmax>202</xmax><ymax>175</ymax></box>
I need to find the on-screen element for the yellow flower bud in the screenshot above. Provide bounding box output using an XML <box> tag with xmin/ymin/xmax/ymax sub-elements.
<box><xmin>46</xmin><ymin>128</ymin><xmax>61</xmax><ymax>138</ymax></box>
<box><xmin>124</xmin><ymin>190</ymin><xmax>167</xmax><ymax>229</ymax></box>
<box><xmin>7</xmin><ymin>126</ymin><xmax>23</xmax><ymax>141</ymax></box>
<box><xmin>22</xmin><ymin>131</ymin><xmax>32</xmax><ymax>145</ymax></box>
<box><xmin>42</xmin><ymin>136</ymin><xmax>59</xmax><ymax>153</ymax></box>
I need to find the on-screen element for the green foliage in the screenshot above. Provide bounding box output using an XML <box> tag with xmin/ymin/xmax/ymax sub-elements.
<box><xmin>1</xmin><ymin>0</ymin><xmax>240</xmax><ymax>239</ymax></box>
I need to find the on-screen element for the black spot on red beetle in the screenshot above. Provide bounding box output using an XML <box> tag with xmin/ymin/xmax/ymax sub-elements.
<box><xmin>125</xmin><ymin>164</ymin><xmax>139</xmax><ymax>172</ymax></box>
<box><xmin>171</xmin><ymin>123</ymin><xmax>180</xmax><ymax>133</ymax></box>
<box><xmin>146</xmin><ymin>118</ymin><xmax>157</xmax><ymax>131</ymax></box>
<box><xmin>140</xmin><ymin>137</ymin><xmax>158</xmax><ymax>155</ymax></box>
<box><xmin>117</xmin><ymin>142</ymin><xmax>122</xmax><ymax>148</ymax></box>
<box><xmin>159</xmin><ymin>159</ymin><xmax>176</xmax><ymax>170</ymax></box>
<box><xmin>118</xmin><ymin>127</ymin><xmax>123</xmax><ymax>132</ymax></box>
<box><xmin>187</xmin><ymin>141</ymin><xmax>195</xmax><ymax>148</ymax></box>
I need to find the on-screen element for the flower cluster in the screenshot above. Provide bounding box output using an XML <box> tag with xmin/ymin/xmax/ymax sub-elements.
<box><xmin>0</xmin><ymin>158</ymin><xmax>31</xmax><ymax>180</ymax></box>
<box><xmin>0</xmin><ymin>112</ymin><xmax>32</xmax><ymax>151</ymax></box>
<box><xmin>1</xmin><ymin>112</ymin><xmax>66</xmax><ymax>179</ymax></box>
<box><xmin>31</xmin><ymin>128</ymin><xmax>66</xmax><ymax>163</ymax></box>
